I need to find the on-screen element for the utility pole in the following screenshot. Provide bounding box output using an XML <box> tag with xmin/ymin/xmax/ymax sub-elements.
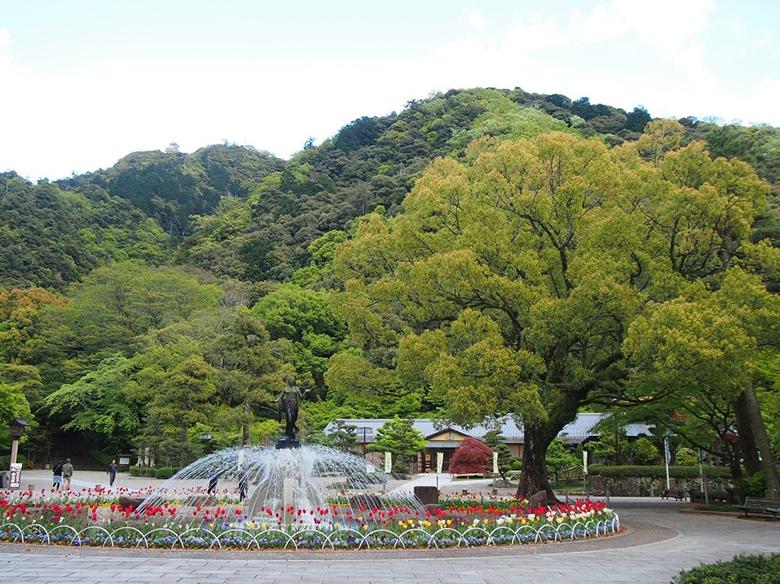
<box><xmin>663</xmin><ymin>436</ymin><xmax>671</xmax><ymax>491</ymax></box>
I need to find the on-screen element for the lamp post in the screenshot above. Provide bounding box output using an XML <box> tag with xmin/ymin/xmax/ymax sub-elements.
<box><xmin>7</xmin><ymin>419</ymin><xmax>27</xmax><ymax>490</ymax></box>
<box><xmin>9</xmin><ymin>418</ymin><xmax>27</xmax><ymax>466</ymax></box>
<box><xmin>199</xmin><ymin>432</ymin><xmax>213</xmax><ymax>454</ymax></box>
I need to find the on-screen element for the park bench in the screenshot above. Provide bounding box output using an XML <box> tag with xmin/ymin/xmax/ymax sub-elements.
<box><xmin>737</xmin><ymin>497</ymin><xmax>780</xmax><ymax>519</ymax></box>
<box><xmin>690</xmin><ymin>490</ymin><xmax>733</xmax><ymax>504</ymax></box>
<box><xmin>661</xmin><ymin>488</ymin><xmax>686</xmax><ymax>501</ymax></box>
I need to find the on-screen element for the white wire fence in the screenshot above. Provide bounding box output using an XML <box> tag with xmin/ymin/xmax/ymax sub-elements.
<box><xmin>0</xmin><ymin>514</ymin><xmax>620</xmax><ymax>550</ymax></box>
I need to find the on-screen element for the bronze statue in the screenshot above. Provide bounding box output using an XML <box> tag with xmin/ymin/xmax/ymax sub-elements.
<box><xmin>277</xmin><ymin>377</ymin><xmax>308</xmax><ymax>447</ymax></box>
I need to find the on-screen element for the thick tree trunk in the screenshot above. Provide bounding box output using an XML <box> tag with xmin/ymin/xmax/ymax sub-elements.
<box><xmin>726</xmin><ymin>443</ymin><xmax>743</xmax><ymax>482</ymax></box>
<box><xmin>516</xmin><ymin>427</ymin><xmax>557</xmax><ymax>503</ymax></box>
<box><xmin>734</xmin><ymin>390</ymin><xmax>762</xmax><ymax>474</ymax></box>
<box><xmin>742</xmin><ymin>385</ymin><xmax>780</xmax><ymax>498</ymax></box>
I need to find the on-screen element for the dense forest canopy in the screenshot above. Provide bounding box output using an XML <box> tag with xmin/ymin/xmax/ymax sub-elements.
<box><xmin>1</xmin><ymin>86</ymin><xmax>779</xmax><ymax>499</ymax></box>
<box><xmin>0</xmin><ymin>172</ymin><xmax>168</xmax><ymax>290</ymax></box>
<box><xmin>59</xmin><ymin>144</ymin><xmax>285</xmax><ymax>238</ymax></box>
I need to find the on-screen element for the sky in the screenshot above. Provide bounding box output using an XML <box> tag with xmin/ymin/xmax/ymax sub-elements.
<box><xmin>1</xmin><ymin>0</ymin><xmax>778</xmax><ymax>180</ymax></box>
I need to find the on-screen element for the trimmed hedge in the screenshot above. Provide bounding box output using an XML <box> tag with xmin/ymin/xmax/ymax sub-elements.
<box><xmin>129</xmin><ymin>466</ymin><xmax>180</xmax><ymax>479</ymax></box>
<box><xmin>154</xmin><ymin>467</ymin><xmax>179</xmax><ymax>479</ymax></box>
<box><xmin>675</xmin><ymin>553</ymin><xmax>780</xmax><ymax>584</ymax></box>
<box><xmin>589</xmin><ymin>464</ymin><xmax>731</xmax><ymax>479</ymax></box>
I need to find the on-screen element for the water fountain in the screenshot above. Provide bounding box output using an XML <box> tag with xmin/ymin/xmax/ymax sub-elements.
<box><xmin>137</xmin><ymin>378</ymin><xmax>427</xmax><ymax>527</ymax></box>
<box><xmin>1</xmin><ymin>379</ymin><xmax>621</xmax><ymax>551</ymax></box>
<box><xmin>137</xmin><ymin>444</ymin><xmax>426</xmax><ymax>527</ymax></box>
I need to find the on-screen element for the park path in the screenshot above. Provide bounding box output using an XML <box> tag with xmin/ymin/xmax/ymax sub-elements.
<box><xmin>1</xmin><ymin>503</ymin><xmax>778</xmax><ymax>583</ymax></box>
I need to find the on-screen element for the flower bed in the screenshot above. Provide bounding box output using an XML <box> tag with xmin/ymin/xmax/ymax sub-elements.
<box><xmin>0</xmin><ymin>489</ymin><xmax>619</xmax><ymax>551</ymax></box>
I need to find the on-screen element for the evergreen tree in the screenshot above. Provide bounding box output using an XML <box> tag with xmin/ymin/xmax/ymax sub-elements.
<box><xmin>327</xmin><ymin>420</ymin><xmax>358</xmax><ymax>452</ymax></box>
<box><xmin>483</xmin><ymin>429</ymin><xmax>515</xmax><ymax>481</ymax></box>
<box><xmin>545</xmin><ymin>439</ymin><xmax>578</xmax><ymax>484</ymax></box>
<box><xmin>369</xmin><ymin>417</ymin><xmax>425</xmax><ymax>474</ymax></box>
<box><xmin>142</xmin><ymin>356</ymin><xmax>217</xmax><ymax>466</ymax></box>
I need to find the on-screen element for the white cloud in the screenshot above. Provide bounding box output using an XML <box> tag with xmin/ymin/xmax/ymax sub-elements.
<box><xmin>468</xmin><ymin>11</ymin><xmax>486</xmax><ymax>30</ymax></box>
<box><xmin>404</xmin><ymin>0</ymin><xmax>724</xmax><ymax>117</ymax></box>
<box><xmin>569</xmin><ymin>0</ymin><xmax>714</xmax><ymax>56</ymax></box>
<box><xmin>0</xmin><ymin>1</ymin><xmax>777</xmax><ymax>180</ymax></box>
<box><xmin>0</xmin><ymin>28</ymin><xmax>10</xmax><ymax>50</ymax></box>
<box><xmin>558</xmin><ymin>0</ymin><xmax>717</xmax><ymax>89</ymax></box>
<box><xmin>723</xmin><ymin>78</ymin><xmax>780</xmax><ymax>125</ymax></box>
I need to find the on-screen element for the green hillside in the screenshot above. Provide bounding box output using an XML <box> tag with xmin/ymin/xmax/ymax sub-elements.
<box><xmin>0</xmin><ymin>172</ymin><xmax>168</xmax><ymax>289</ymax></box>
<box><xmin>60</xmin><ymin>144</ymin><xmax>285</xmax><ymax>237</ymax></box>
<box><xmin>184</xmin><ymin>88</ymin><xmax>779</xmax><ymax>282</ymax></box>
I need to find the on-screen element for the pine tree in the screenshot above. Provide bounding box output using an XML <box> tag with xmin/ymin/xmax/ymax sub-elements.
<box><xmin>369</xmin><ymin>417</ymin><xmax>425</xmax><ymax>474</ymax></box>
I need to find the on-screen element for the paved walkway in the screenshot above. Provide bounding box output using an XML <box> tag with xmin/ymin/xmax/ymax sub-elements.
<box><xmin>1</xmin><ymin>502</ymin><xmax>778</xmax><ymax>583</ymax></box>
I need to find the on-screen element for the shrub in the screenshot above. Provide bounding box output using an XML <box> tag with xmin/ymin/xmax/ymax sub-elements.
<box><xmin>629</xmin><ymin>438</ymin><xmax>659</xmax><ymax>465</ymax></box>
<box><xmin>449</xmin><ymin>438</ymin><xmax>492</xmax><ymax>475</ymax></box>
<box><xmin>674</xmin><ymin>446</ymin><xmax>699</xmax><ymax>466</ymax></box>
<box><xmin>546</xmin><ymin>438</ymin><xmax>578</xmax><ymax>482</ymax></box>
<box><xmin>738</xmin><ymin>471</ymin><xmax>767</xmax><ymax>498</ymax></box>
<box><xmin>129</xmin><ymin>466</ymin><xmax>164</xmax><ymax>477</ymax></box>
<box><xmin>154</xmin><ymin>467</ymin><xmax>180</xmax><ymax>479</ymax></box>
<box><xmin>588</xmin><ymin>464</ymin><xmax>730</xmax><ymax>479</ymax></box>
<box><xmin>674</xmin><ymin>553</ymin><xmax>780</xmax><ymax>584</ymax></box>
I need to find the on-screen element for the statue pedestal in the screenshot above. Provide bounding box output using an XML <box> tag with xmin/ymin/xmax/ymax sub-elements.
<box><xmin>275</xmin><ymin>437</ymin><xmax>300</xmax><ymax>449</ymax></box>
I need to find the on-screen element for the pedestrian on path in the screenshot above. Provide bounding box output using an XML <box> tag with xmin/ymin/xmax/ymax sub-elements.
<box><xmin>207</xmin><ymin>473</ymin><xmax>219</xmax><ymax>495</ymax></box>
<box><xmin>107</xmin><ymin>459</ymin><xmax>118</xmax><ymax>487</ymax></box>
<box><xmin>62</xmin><ymin>458</ymin><xmax>74</xmax><ymax>490</ymax></box>
<box><xmin>52</xmin><ymin>461</ymin><xmax>63</xmax><ymax>490</ymax></box>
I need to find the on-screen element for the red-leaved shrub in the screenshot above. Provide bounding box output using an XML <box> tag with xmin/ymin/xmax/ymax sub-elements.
<box><xmin>449</xmin><ymin>437</ymin><xmax>492</xmax><ymax>474</ymax></box>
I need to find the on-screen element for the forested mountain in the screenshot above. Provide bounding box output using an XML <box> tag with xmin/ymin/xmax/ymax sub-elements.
<box><xmin>1</xmin><ymin>86</ymin><xmax>779</xmax><ymax>492</ymax></box>
<box><xmin>0</xmin><ymin>172</ymin><xmax>168</xmax><ymax>289</ymax></box>
<box><xmin>183</xmin><ymin>88</ymin><xmax>779</xmax><ymax>282</ymax></box>
<box><xmin>183</xmin><ymin>88</ymin><xmax>655</xmax><ymax>281</ymax></box>
<box><xmin>60</xmin><ymin>144</ymin><xmax>285</xmax><ymax>237</ymax></box>
<box><xmin>8</xmin><ymin>88</ymin><xmax>776</xmax><ymax>289</ymax></box>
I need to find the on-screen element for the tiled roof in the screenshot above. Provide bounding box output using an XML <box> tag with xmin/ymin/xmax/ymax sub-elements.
<box><xmin>325</xmin><ymin>414</ymin><xmax>654</xmax><ymax>444</ymax></box>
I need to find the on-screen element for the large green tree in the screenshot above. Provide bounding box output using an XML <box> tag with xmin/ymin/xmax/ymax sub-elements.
<box><xmin>141</xmin><ymin>356</ymin><xmax>218</xmax><ymax>466</ymax></box>
<box><xmin>334</xmin><ymin>124</ymin><xmax>774</xmax><ymax>500</ymax></box>
<box><xmin>30</xmin><ymin>261</ymin><xmax>221</xmax><ymax>389</ymax></box>
<box><xmin>251</xmin><ymin>284</ymin><xmax>345</xmax><ymax>390</ymax></box>
<box><xmin>207</xmin><ymin>308</ymin><xmax>285</xmax><ymax>445</ymax></box>
<box><xmin>0</xmin><ymin>364</ymin><xmax>36</xmax><ymax>450</ymax></box>
<box><xmin>45</xmin><ymin>356</ymin><xmax>140</xmax><ymax>452</ymax></box>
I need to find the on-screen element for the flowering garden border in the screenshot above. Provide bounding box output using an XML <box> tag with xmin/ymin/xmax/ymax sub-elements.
<box><xmin>0</xmin><ymin>515</ymin><xmax>620</xmax><ymax>550</ymax></box>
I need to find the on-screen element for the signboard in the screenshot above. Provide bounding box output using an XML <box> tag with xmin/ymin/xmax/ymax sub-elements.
<box><xmin>9</xmin><ymin>463</ymin><xmax>22</xmax><ymax>490</ymax></box>
<box><xmin>582</xmin><ymin>450</ymin><xmax>588</xmax><ymax>475</ymax></box>
<box><xmin>384</xmin><ymin>452</ymin><xmax>392</xmax><ymax>474</ymax></box>
<box><xmin>119</xmin><ymin>456</ymin><xmax>130</xmax><ymax>466</ymax></box>
<box><xmin>492</xmin><ymin>451</ymin><xmax>499</xmax><ymax>475</ymax></box>
<box><xmin>436</xmin><ymin>452</ymin><xmax>444</xmax><ymax>474</ymax></box>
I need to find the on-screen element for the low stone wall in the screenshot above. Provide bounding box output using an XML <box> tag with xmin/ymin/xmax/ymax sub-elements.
<box><xmin>589</xmin><ymin>475</ymin><xmax>734</xmax><ymax>497</ymax></box>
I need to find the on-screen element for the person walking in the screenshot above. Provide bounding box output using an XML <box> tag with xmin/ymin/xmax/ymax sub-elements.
<box><xmin>62</xmin><ymin>458</ymin><xmax>74</xmax><ymax>491</ymax></box>
<box><xmin>107</xmin><ymin>459</ymin><xmax>118</xmax><ymax>487</ymax></box>
<box><xmin>52</xmin><ymin>461</ymin><xmax>63</xmax><ymax>490</ymax></box>
<box><xmin>207</xmin><ymin>473</ymin><xmax>219</xmax><ymax>495</ymax></box>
